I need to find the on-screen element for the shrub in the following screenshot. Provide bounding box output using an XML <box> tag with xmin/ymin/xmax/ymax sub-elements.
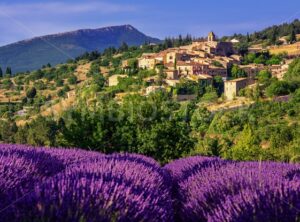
<box><xmin>164</xmin><ymin>157</ymin><xmax>300</xmax><ymax>222</ymax></box>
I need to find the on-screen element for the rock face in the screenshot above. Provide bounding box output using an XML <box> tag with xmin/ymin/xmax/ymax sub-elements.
<box><xmin>0</xmin><ymin>25</ymin><xmax>160</xmax><ymax>73</ymax></box>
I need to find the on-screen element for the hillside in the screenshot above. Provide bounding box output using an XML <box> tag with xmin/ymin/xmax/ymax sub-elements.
<box><xmin>0</xmin><ymin>25</ymin><xmax>160</xmax><ymax>73</ymax></box>
<box><xmin>0</xmin><ymin>28</ymin><xmax>300</xmax><ymax>164</ymax></box>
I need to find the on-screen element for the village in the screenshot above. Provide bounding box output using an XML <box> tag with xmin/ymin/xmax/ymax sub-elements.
<box><xmin>110</xmin><ymin>32</ymin><xmax>290</xmax><ymax>103</ymax></box>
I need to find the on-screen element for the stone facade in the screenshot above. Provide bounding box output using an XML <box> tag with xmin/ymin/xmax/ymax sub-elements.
<box><xmin>108</xmin><ymin>75</ymin><xmax>127</xmax><ymax>87</ymax></box>
<box><xmin>224</xmin><ymin>78</ymin><xmax>248</xmax><ymax>100</ymax></box>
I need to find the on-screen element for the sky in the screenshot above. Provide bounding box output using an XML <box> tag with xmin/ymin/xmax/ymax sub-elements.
<box><xmin>0</xmin><ymin>0</ymin><xmax>300</xmax><ymax>46</ymax></box>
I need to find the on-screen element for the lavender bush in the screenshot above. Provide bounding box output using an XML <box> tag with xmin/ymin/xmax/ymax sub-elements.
<box><xmin>165</xmin><ymin>157</ymin><xmax>300</xmax><ymax>222</ymax></box>
<box><xmin>1</xmin><ymin>144</ymin><xmax>300</xmax><ymax>222</ymax></box>
<box><xmin>0</xmin><ymin>146</ymin><xmax>173</xmax><ymax>222</ymax></box>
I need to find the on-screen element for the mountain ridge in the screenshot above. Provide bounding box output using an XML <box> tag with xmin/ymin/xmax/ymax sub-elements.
<box><xmin>0</xmin><ymin>25</ymin><xmax>160</xmax><ymax>73</ymax></box>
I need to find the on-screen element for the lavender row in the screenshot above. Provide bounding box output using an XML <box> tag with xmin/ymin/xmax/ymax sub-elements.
<box><xmin>1</xmin><ymin>144</ymin><xmax>300</xmax><ymax>221</ymax></box>
<box><xmin>164</xmin><ymin>157</ymin><xmax>300</xmax><ymax>222</ymax></box>
<box><xmin>0</xmin><ymin>145</ymin><xmax>173</xmax><ymax>221</ymax></box>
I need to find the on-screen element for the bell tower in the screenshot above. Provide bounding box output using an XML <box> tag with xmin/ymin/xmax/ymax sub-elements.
<box><xmin>208</xmin><ymin>31</ymin><xmax>216</xmax><ymax>42</ymax></box>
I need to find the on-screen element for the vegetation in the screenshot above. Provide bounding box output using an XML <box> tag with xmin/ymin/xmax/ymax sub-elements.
<box><xmin>224</xmin><ymin>19</ymin><xmax>300</xmax><ymax>45</ymax></box>
<box><xmin>3</xmin><ymin>146</ymin><xmax>299</xmax><ymax>221</ymax></box>
<box><xmin>0</xmin><ymin>30</ymin><xmax>299</xmax><ymax>165</ymax></box>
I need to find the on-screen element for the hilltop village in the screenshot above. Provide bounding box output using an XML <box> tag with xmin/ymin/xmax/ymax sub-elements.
<box><xmin>115</xmin><ymin>32</ymin><xmax>289</xmax><ymax>101</ymax></box>
<box><xmin>0</xmin><ymin>23</ymin><xmax>300</xmax><ymax>164</ymax></box>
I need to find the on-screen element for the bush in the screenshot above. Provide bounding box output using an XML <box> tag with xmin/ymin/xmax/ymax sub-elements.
<box><xmin>164</xmin><ymin>157</ymin><xmax>300</xmax><ymax>222</ymax></box>
<box><xmin>67</xmin><ymin>75</ymin><xmax>77</xmax><ymax>85</ymax></box>
<box><xmin>26</xmin><ymin>87</ymin><xmax>37</xmax><ymax>98</ymax></box>
<box><xmin>1</xmin><ymin>148</ymin><xmax>174</xmax><ymax>222</ymax></box>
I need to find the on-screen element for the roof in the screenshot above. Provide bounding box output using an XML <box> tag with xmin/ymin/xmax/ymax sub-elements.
<box><xmin>225</xmin><ymin>78</ymin><xmax>247</xmax><ymax>83</ymax></box>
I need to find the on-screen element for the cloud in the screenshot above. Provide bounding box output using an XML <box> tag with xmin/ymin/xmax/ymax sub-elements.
<box><xmin>0</xmin><ymin>1</ymin><xmax>137</xmax><ymax>16</ymax></box>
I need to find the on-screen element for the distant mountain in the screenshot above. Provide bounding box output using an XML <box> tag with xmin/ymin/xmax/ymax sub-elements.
<box><xmin>0</xmin><ymin>25</ymin><xmax>161</xmax><ymax>73</ymax></box>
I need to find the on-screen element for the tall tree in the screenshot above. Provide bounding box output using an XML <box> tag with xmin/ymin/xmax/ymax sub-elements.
<box><xmin>290</xmin><ymin>28</ymin><xmax>297</xmax><ymax>44</ymax></box>
<box><xmin>5</xmin><ymin>67</ymin><xmax>12</xmax><ymax>76</ymax></box>
<box><xmin>0</xmin><ymin>67</ymin><xmax>3</xmax><ymax>78</ymax></box>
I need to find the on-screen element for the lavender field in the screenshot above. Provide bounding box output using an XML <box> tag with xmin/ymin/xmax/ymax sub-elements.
<box><xmin>0</xmin><ymin>144</ymin><xmax>299</xmax><ymax>222</ymax></box>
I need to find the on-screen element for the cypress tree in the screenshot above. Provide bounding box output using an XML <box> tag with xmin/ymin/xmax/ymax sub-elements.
<box><xmin>290</xmin><ymin>29</ymin><xmax>297</xmax><ymax>43</ymax></box>
<box><xmin>5</xmin><ymin>67</ymin><xmax>12</xmax><ymax>76</ymax></box>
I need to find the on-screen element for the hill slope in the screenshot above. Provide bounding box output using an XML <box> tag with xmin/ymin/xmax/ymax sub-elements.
<box><xmin>0</xmin><ymin>25</ymin><xmax>160</xmax><ymax>73</ymax></box>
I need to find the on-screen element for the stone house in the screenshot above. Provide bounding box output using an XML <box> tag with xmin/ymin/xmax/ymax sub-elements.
<box><xmin>108</xmin><ymin>74</ymin><xmax>127</xmax><ymax>87</ymax></box>
<box><xmin>138</xmin><ymin>53</ymin><xmax>157</xmax><ymax>69</ymax></box>
<box><xmin>224</xmin><ymin>78</ymin><xmax>248</xmax><ymax>100</ymax></box>
<box><xmin>176</xmin><ymin>61</ymin><xmax>209</xmax><ymax>76</ymax></box>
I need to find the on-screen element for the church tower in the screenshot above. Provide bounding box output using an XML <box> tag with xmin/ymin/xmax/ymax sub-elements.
<box><xmin>208</xmin><ymin>31</ymin><xmax>216</xmax><ymax>42</ymax></box>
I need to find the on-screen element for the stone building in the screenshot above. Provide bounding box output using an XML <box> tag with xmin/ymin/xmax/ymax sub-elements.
<box><xmin>176</xmin><ymin>61</ymin><xmax>209</xmax><ymax>76</ymax></box>
<box><xmin>108</xmin><ymin>74</ymin><xmax>127</xmax><ymax>87</ymax></box>
<box><xmin>191</xmin><ymin>32</ymin><xmax>235</xmax><ymax>56</ymax></box>
<box><xmin>224</xmin><ymin>78</ymin><xmax>248</xmax><ymax>100</ymax></box>
<box><xmin>138</xmin><ymin>53</ymin><xmax>157</xmax><ymax>69</ymax></box>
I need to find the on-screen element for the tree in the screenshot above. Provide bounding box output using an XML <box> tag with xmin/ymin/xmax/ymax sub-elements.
<box><xmin>257</xmin><ymin>70</ymin><xmax>271</xmax><ymax>83</ymax></box>
<box><xmin>235</xmin><ymin>42</ymin><xmax>248</xmax><ymax>56</ymax></box>
<box><xmin>0</xmin><ymin>67</ymin><xmax>3</xmax><ymax>78</ymax></box>
<box><xmin>201</xmin><ymin>86</ymin><xmax>218</xmax><ymax>102</ymax></box>
<box><xmin>136</xmin><ymin>120</ymin><xmax>193</xmax><ymax>163</ymax></box>
<box><xmin>67</xmin><ymin>75</ymin><xmax>77</xmax><ymax>85</ymax></box>
<box><xmin>191</xmin><ymin>107</ymin><xmax>212</xmax><ymax>135</ymax></box>
<box><xmin>157</xmin><ymin>66</ymin><xmax>165</xmax><ymax>86</ymax></box>
<box><xmin>26</xmin><ymin>87</ymin><xmax>37</xmax><ymax>99</ymax></box>
<box><xmin>119</xmin><ymin>42</ymin><xmax>129</xmax><ymax>52</ymax></box>
<box><xmin>26</xmin><ymin>116</ymin><xmax>58</xmax><ymax>146</ymax></box>
<box><xmin>230</xmin><ymin>124</ymin><xmax>261</xmax><ymax>160</ymax></box>
<box><xmin>246</xmin><ymin>32</ymin><xmax>250</xmax><ymax>43</ymax></box>
<box><xmin>57</xmin><ymin>89</ymin><xmax>66</xmax><ymax>98</ymax></box>
<box><xmin>5</xmin><ymin>67</ymin><xmax>12</xmax><ymax>77</ymax></box>
<box><xmin>265</xmin><ymin>80</ymin><xmax>292</xmax><ymax>97</ymax></box>
<box><xmin>289</xmin><ymin>28</ymin><xmax>297</xmax><ymax>44</ymax></box>
<box><xmin>284</xmin><ymin>58</ymin><xmax>300</xmax><ymax>82</ymax></box>
<box><xmin>231</xmin><ymin>64</ymin><xmax>247</xmax><ymax>79</ymax></box>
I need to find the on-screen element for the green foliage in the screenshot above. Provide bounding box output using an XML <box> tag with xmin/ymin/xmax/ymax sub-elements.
<box><xmin>5</xmin><ymin>67</ymin><xmax>12</xmax><ymax>76</ymax></box>
<box><xmin>225</xmin><ymin>19</ymin><xmax>300</xmax><ymax>45</ymax></box>
<box><xmin>230</xmin><ymin>64</ymin><xmax>247</xmax><ymax>79</ymax></box>
<box><xmin>67</xmin><ymin>75</ymin><xmax>77</xmax><ymax>85</ymax></box>
<box><xmin>234</xmin><ymin>42</ymin><xmax>249</xmax><ymax>56</ymax></box>
<box><xmin>55</xmin><ymin>79</ymin><xmax>64</xmax><ymax>87</ymax></box>
<box><xmin>242</xmin><ymin>52</ymin><xmax>283</xmax><ymax>65</ymax></box>
<box><xmin>57</xmin><ymin>89</ymin><xmax>66</xmax><ymax>98</ymax></box>
<box><xmin>15</xmin><ymin>116</ymin><xmax>58</xmax><ymax>146</ymax></box>
<box><xmin>87</xmin><ymin>60</ymin><xmax>101</xmax><ymax>77</ymax></box>
<box><xmin>257</xmin><ymin>70</ymin><xmax>272</xmax><ymax>83</ymax></box>
<box><xmin>284</xmin><ymin>58</ymin><xmax>300</xmax><ymax>82</ymax></box>
<box><xmin>289</xmin><ymin>28</ymin><xmax>297</xmax><ymax>43</ymax></box>
<box><xmin>26</xmin><ymin>87</ymin><xmax>37</xmax><ymax>99</ymax></box>
<box><xmin>212</xmin><ymin>61</ymin><xmax>224</xmax><ymax>68</ymax></box>
<box><xmin>59</xmin><ymin>92</ymin><xmax>193</xmax><ymax>163</ymax></box>
<box><xmin>191</xmin><ymin>107</ymin><xmax>212</xmax><ymax>135</ymax></box>
<box><xmin>265</xmin><ymin>80</ymin><xmax>295</xmax><ymax>97</ymax></box>
<box><xmin>201</xmin><ymin>86</ymin><xmax>218</xmax><ymax>102</ymax></box>
<box><xmin>0</xmin><ymin>120</ymin><xmax>17</xmax><ymax>142</ymax></box>
<box><xmin>1</xmin><ymin>78</ymin><xmax>13</xmax><ymax>89</ymax></box>
<box><xmin>174</xmin><ymin>80</ymin><xmax>200</xmax><ymax>95</ymax></box>
<box><xmin>230</xmin><ymin>124</ymin><xmax>261</xmax><ymax>160</ymax></box>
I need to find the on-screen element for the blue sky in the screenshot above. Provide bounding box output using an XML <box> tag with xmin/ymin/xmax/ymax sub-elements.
<box><xmin>0</xmin><ymin>0</ymin><xmax>300</xmax><ymax>46</ymax></box>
